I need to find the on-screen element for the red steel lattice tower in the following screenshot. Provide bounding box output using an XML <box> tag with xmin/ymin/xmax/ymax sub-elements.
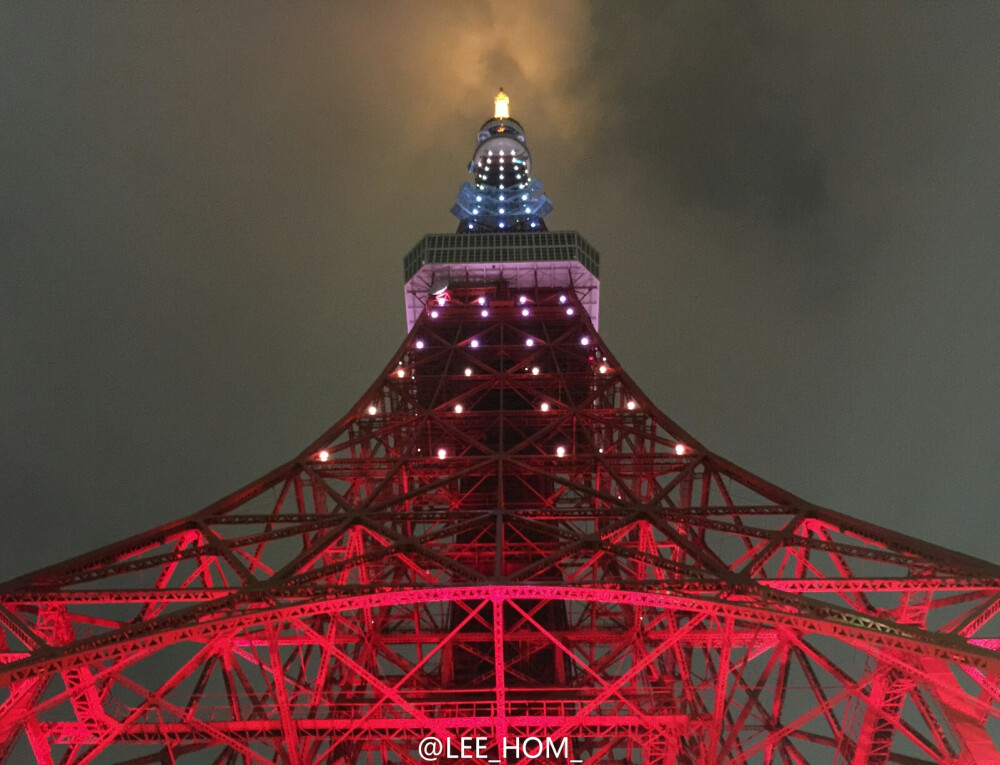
<box><xmin>2</xmin><ymin>91</ymin><xmax>1000</xmax><ymax>764</ymax></box>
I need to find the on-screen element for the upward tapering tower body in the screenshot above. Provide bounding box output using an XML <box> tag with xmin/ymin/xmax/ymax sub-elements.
<box><xmin>2</xmin><ymin>91</ymin><xmax>1000</xmax><ymax>764</ymax></box>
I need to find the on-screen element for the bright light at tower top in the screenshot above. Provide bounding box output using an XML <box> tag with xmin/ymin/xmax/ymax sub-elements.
<box><xmin>494</xmin><ymin>88</ymin><xmax>510</xmax><ymax>119</ymax></box>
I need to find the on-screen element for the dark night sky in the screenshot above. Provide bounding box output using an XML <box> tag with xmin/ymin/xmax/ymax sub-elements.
<box><xmin>2</xmin><ymin>3</ymin><xmax>998</xmax><ymax>582</ymax></box>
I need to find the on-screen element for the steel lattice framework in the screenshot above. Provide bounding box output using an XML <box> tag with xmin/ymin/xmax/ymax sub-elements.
<box><xmin>2</xmin><ymin>92</ymin><xmax>1000</xmax><ymax>764</ymax></box>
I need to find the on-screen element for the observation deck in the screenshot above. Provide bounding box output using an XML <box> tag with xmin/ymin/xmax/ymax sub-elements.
<box><xmin>403</xmin><ymin>230</ymin><xmax>600</xmax><ymax>331</ymax></box>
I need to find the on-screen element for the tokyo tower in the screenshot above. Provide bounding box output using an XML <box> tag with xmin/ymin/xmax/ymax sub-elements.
<box><xmin>2</xmin><ymin>90</ymin><xmax>1000</xmax><ymax>764</ymax></box>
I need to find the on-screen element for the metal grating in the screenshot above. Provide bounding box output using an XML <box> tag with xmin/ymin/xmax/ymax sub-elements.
<box><xmin>404</xmin><ymin>231</ymin><xmax>600</xmax><ymax>281</ymax></box>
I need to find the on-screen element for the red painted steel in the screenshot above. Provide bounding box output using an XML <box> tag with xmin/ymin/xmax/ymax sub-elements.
<box><xmin>1</xmin><ymin>284</ymin><xmax>999</xmax><ymax>763</ymax></box>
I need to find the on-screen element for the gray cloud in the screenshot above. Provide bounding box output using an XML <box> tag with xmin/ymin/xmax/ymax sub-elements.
<box><xmin>1</xmin><ymin>2</ymin><xmax>998</xmax><ymax>579</ymax></box>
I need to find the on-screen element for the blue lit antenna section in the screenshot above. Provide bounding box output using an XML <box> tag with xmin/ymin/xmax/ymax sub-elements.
<box><xmin>451</xmin><ymin>89</ymin><xmax>553</xmax><ymax>233</ymax></box>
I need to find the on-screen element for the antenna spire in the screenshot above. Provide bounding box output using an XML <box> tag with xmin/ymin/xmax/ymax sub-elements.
<box><xmin>451</xmin><ymin>89</ymin><xmax>553</xmax><ymax>233</ymax></box>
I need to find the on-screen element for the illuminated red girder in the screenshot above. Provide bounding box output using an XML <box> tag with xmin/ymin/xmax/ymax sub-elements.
<box><xmin>3</xmin><ymin>90</ymin><xmax>1000</xmax><ymax>763</ymax></box>
<box><xmin>2</xmin><ymin>285</ymin><xmax>1000</xmax><ymax>764</ymax></box>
